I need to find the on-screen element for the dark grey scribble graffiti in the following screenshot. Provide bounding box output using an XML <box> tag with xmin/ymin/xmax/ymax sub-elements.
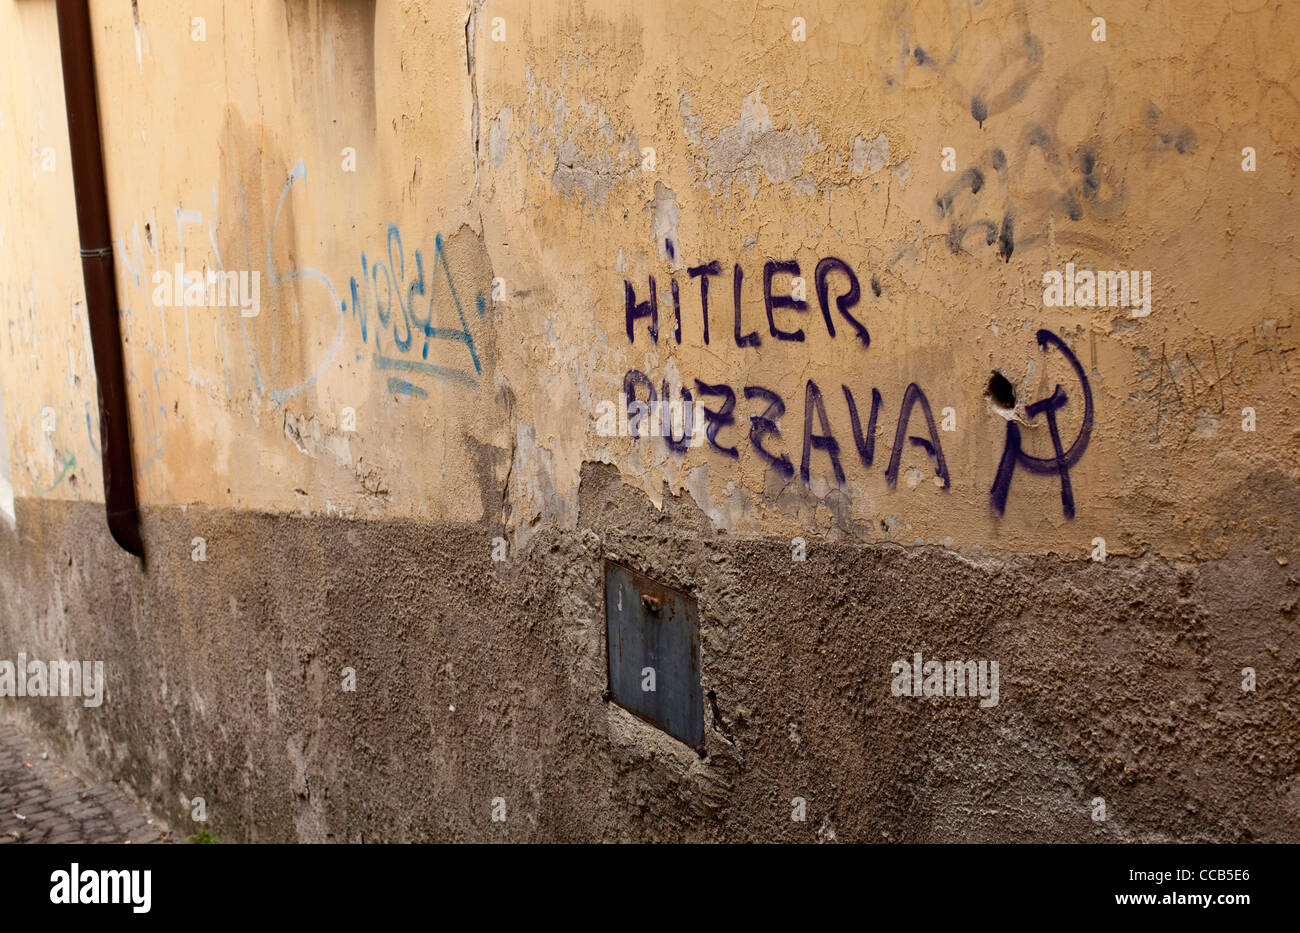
<box><xmin>878</xmin><ymin>0</ymin><xmax>1195</xmax><ymax>265</ymax></box>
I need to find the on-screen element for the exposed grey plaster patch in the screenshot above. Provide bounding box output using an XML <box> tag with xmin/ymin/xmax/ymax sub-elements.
<box><xmin>489</xmin><ymin>107</ymin><xmax>512</xmax><ymax>167</ymax></box>
<box><xmin>891</xmin><ymin>158</ymin><xmax>911</xmax><ymax>188</ymax></box>
<box><xmin>283</xmin><ymin>410</ymin><xmax>352</xmax><ymax>466</ymax></box>
<box><xmin>552</xmin><ymin>140</ymin><xmax>619</xmax><ymax>207</ymax></box>
<box><xmin>530</xmin><ymin>71</ymin><xmax>638</xmax><ymax>210</ymax></box>
<box><xmin>851</xmin><ymin>136</ymin><xmax>868</xmax><ymax>173</ymax></box>
<box><xmin>652</xmin><ymin>182</ymin><xmax>680</xmax><ymax>269</ymax></box>
<box><xmin>852</xmin><ymin>132</ymin><xmax>891</xmax><ymax>174</ymax></box>
<box><xmin>549</xmin><ymin>90</ymin><xmax>569</xmax><ymax>136</ymax></box>
<box><xmin>511</xmin><ymin>422</ymin><xmax>573</xmax><ymax>541</ymax></box>
<box><xmin>683</xmin><ymin>464</ymin><xmax>755</xmax><ymax>533</ymax></box>
<box><xmin>679</xmin><ymin>89</ymin><xmax>820</xmax><ymax>196</ymax></box>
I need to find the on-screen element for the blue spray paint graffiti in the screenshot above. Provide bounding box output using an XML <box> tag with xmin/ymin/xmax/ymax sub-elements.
<box><xmin>346</xmin><ymin>226</ymin><xmax>483</xmax><ymax>388</ymax></box>
<box><xmin>111</xmin><ymin>158</ymin><xmax>488</xmax><ymax>411</ymax></box>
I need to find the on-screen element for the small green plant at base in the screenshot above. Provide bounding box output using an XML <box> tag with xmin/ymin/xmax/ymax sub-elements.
<box><xmin>187</xmin><ymin>829</ymin><xmax>219</xmax><ymax>844</ymax></box>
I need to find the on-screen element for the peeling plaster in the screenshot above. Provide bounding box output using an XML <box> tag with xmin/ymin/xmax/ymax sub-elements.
<box><xmin>679</xmin><ymin>89</ymin><xmax>820</xmax><ymax>196</ymax></box>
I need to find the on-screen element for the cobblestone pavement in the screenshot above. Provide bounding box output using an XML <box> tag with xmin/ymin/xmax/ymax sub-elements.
<box><xmin>0</xmin><ymin>721</ymin><xmax>168</xmax><ymax>844</ymax></box>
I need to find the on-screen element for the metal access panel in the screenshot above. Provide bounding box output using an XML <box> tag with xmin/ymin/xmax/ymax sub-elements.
<box><xmin>604</xmin><ymin>561</ymin><xmax>703</xmax><ymax>749</ymax></box>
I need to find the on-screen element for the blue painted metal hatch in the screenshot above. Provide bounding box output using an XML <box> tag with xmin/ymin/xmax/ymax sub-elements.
<box><xmin>604</xmin><ymin>561</ymin><xmax>703</xmax><ymax>749</ymax></box>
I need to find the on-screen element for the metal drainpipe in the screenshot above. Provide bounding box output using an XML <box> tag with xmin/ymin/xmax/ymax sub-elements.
<box><xmin>55</xmin><ymin>0</ymin><xmax>143</xmax><ymax>557</ymax></box>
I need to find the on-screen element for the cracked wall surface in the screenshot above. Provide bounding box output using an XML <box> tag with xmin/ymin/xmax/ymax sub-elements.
<box><xmin>0</xmin><ymin>0</ymin><xmax>1297</xmax><ymax>841</ymax></box>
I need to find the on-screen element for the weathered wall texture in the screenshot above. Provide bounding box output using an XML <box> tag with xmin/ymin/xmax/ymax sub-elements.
<box><xmin>0</xmin><ymin>0</ymin><xmax>1297</xmax><ymax>841</ymax></box>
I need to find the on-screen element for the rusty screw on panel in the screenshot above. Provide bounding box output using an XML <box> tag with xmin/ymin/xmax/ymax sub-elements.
<box><xmin>640</xmin><ymin>593</ymin><xmax>661</xmax><ymax>613</ymax></box>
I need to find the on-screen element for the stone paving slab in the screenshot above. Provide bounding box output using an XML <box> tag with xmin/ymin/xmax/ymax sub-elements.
<box><xmin>0</xmin><ymin>721</ymin><xmax>168</xmax><ymax>844</ymax></box>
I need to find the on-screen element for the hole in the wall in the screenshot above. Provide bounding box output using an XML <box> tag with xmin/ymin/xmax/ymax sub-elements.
<box><xmin>986</xmin><ymin>371</ymin><xmax>1016</xmax><ymax>410</ymax></box>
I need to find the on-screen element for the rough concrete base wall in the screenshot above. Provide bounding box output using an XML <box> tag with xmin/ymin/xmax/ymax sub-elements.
<box><xmin>1</xmin><ymin>466</ymin><xmax>1296</xmax><ymax>842</ymax></box>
